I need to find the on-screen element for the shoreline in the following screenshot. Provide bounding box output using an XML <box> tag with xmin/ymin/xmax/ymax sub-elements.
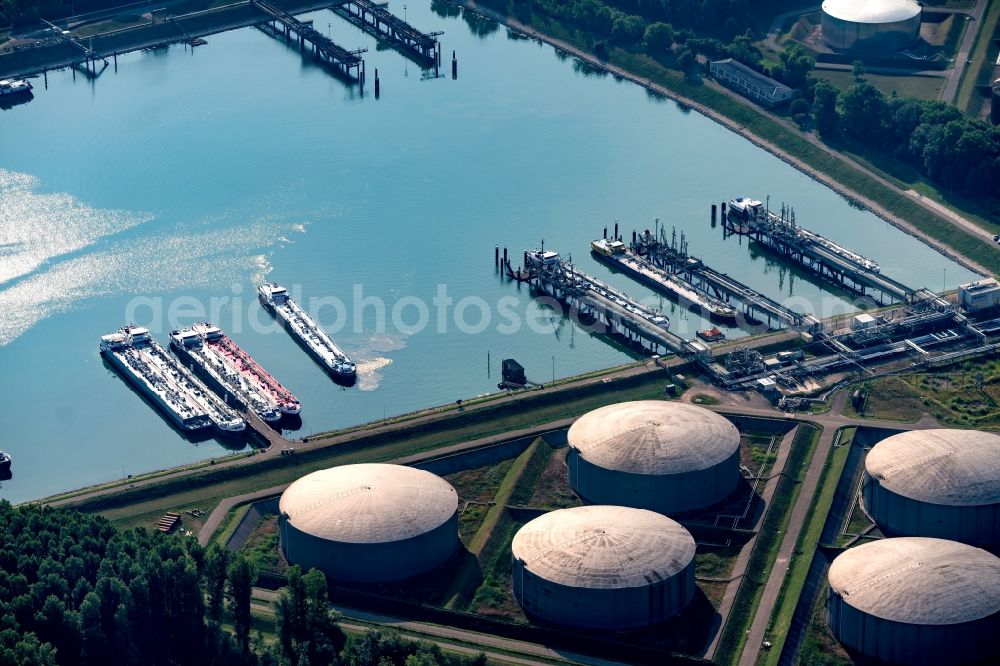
<box><xmin>456</xmin><ymin>0</ymin><xmax>991</xmax><ymax>279</ymax></box>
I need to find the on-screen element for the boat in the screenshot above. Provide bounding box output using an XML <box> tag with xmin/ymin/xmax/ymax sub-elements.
<box><xmin>0</xmin><ymin>79</ymin><xmax>32</xmax><ymax>98</ymax></box>
<box><xmin>258</xmin><ymin>283</ymin><xmax>357</xmax><ymax>381</ymax></box>
<box><xmin>0</xmin><ymin>450</ymin><xmax>10</xmax><ymax>473</ymax></box>
<box><xmin>101</xmin><ymin>325</ymin><xmax>245</xmax><ymax>435</ymax></box>
<box><xmin>591</xmin><ymin>238</ymin><xmax>739</xmax><ymax>323</ymax></box>
<box><xmin>697</xmin><ymin>327</ymin><xmax>726</xmax><ymax>342</ymax></box>
<box><xmin>170</xmin><ymin>323</ymin><xmax>299</xmax><ymax>422</ymax></box>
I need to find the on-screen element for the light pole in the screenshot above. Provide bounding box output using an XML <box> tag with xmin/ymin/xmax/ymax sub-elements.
<box><xmin>328</xmin><ymin>23</ymin><xmax>331</xmax><ymax>38</ymax></box>
<box><xmin>551</xmin><ymin>355</ymin><xmax>555</xmax><ymax>383</ymax></box>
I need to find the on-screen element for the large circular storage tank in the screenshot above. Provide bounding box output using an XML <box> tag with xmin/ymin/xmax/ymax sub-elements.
<box><xmin>511</xmin><ymin>506</ymin><xmax>697</xmax><ymax>630</ymax></box>
<box><xmin>827</xmin><ymin>537</ymin><xmax>1000</xmax><ymax>665</ymax></box>
<box><xmin>861</xmin><ymin>429</ymin><xmax>1000</xmax><ymax>546</ymax></box>
<box><xmin>821</xmin><ymin>0</ymin><xmax>921</xmax><ymax>53</ymax></box>
<box><xmin>567</xmin><ymin>401</ymin><xmax>741</xmax><ymax>514</ymax></box>
<box><xmin>278</xmin><ymin>463</ymin><xmax>459</xmax><ymax>583</ymax></box>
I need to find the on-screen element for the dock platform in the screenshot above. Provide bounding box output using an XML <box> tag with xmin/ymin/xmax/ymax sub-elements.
<box><xmin>331</xmin><ymin>0</ymin><xmax>441</xmax><ymax>66</ymax></box>
<box><xmin>629</xmin><ymin>226</ymin><xmax>822</xmax><ymax>333</ymax></box>
<box><xmin>254</xmin><ymin>0</ymin><xmax>365</xmax><ymax>80</ymax></box>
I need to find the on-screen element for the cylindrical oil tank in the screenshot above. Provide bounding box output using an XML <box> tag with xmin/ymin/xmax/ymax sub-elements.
<box><xmin>827</xmin><ymin>537</ymin><xmax>1000</xmax><ymax>665</ymax></box>
<box><xmin>821</xmin><ymin>0</ymin><xmax>922</xmax><ymax>53</ymax></box>
<box><xmin>278</xmin><ymin>463</ymin><xmax>459</xmax><ymax>583</ymax></box>
<box><xmin>861</xmin><ymin>429</ymin><xmax>1000</xmax><ymax>546</ymax></box>
<box><xmin>511</xmin><ymin>505</ymin><xmax>697</xmax><ymax>630</ymax></box>
<box><xmin>567</xmin><ymin>400</ymin><xmax>741</xmax><ymax>514</ymax></box>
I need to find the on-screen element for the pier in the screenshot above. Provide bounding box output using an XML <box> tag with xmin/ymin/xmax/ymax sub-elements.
<box><xmin>331</xmin><ymin>0</ymin><xmax>441</xmax><ymax>67</ymax></box>
<box><xmin>628</xmin><ymin>226</ymin><xmax>822</xmax><ymax>333</ymax></box>
<box><xmin>730</xmin><ymin>202</ymin><xmax>918</xmax><ymax>304</ymax></box>
<box><xmin>253</xmin><ymin>0</ymin><xmax>366</xmax><ymax>80</ymax></box>
<box><xmin>520</xmin><ymin>249</ymin><xmax>684</xmax><ymax>355</ymax></box>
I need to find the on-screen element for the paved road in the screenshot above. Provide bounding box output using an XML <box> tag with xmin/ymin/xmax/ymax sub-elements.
<box><xmin>942</xmin><ymin>0</ymin><xmax>989</xmax><ymax>103</ymax></box>
<box><xmin>253</xmin><ymin>588</ymin><xmax>629</xmax><ymax>666</ymax></box>
<box><xmin>701</xmin><ymin>426</ymin><xmax>799</xmax><ymax>660</ymax></box>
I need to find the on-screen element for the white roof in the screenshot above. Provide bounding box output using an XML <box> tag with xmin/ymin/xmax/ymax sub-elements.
<box><xmin>822</xmin><ymin>0</ymin><xmax>921</xmax><ymax>24</ymax></box>
<box><xmin>828</xmin><ymin>537</ymin><xmax>1000</xmax><ymax>625</ymax></box>
<box><xmin>511</xmin><ymin>505</ymin><xmax>696</xmax><ymax>589</ymax></box>
<box><xmin>866</xmin><ymin>429</ymin><xmax>1000</xmax><ymax>506</ymax></box>
<box><xmin>279</xmin><ymin>464</ymin><xmax>458</xmax><ymax>543</ymax></box>
<box><xmin>568</xmin><ymin>401</ymin><xmax>740</xmax><ymax>475</ymax></box>
<box><xmin>854</xmin><ymin>313</ymin><xmax>876</xmax><ymax>323</ymax></box>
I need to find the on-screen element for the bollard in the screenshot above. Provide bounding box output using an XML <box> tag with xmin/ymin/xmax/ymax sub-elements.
<box><xmin>495</xmin><ymin>246</ymin><xmax>499</xmax><ymax>268</ymax></box>
<box><xmin>374</xmin><ymin>69</ymin><xmax>380</xmax><ymax>98</ymax></box>
<box><xmin>451</xmin><ymin>50</ymin><xmax>457</xmax><ymax>79</ymax></box>
<box><xmin>603</xmin><ymin>226</ymin><xmax>607</xmax><ymax>239</ymax></box>
<box><xmin>614</xmin><ymin>222</ymin><xmax>619</xmax><ymax>240</ymax></box>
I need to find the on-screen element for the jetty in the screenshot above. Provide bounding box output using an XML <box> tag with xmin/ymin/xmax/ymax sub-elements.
<box><xmin>254</xmin><ymin>0</ymin><xmax>366</xmax><ymax>80</ymax></box>
<box><xmin>331</xmin><ymin>0</ymin><xmax>441</xmax><ymax>67</ymax></box>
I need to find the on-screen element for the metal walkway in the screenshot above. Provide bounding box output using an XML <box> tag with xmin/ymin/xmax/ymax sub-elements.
<box><xmin>253</xmin><ymin>0</ymin><xmax>366</xmax><ymax>80</ymax></box>
<box><xmin>331</xmin><ymin>0</ymin><xmax>441</xmax><ymax>66</ymax></box>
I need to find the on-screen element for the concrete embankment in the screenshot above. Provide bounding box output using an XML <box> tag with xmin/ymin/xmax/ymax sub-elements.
<box><xmin>0</xmin><ymin>0</ymin><xmax>335</xmax><ymax>79</ymax></box>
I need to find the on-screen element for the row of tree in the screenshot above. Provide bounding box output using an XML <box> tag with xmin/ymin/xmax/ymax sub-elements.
<box><xmin>811</xmin><ymin>80</ymin><xmax>1000</xmax><ymax>198</ymax></box>
<box><xmin>0</xmin><ymin>502</ymin><xmax>487</xmax><ymax>666</ymax></box>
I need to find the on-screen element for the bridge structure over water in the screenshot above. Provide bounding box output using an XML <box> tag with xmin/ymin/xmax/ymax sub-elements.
<box><xmin>331</xmin><ymin>0</ymin><xmax>442</xmax><ymax>67</ymax></box>
<box><xmin>253</xmin><ymin>0</ymin><xmax>367</xmax><ymax>80</ymax></box>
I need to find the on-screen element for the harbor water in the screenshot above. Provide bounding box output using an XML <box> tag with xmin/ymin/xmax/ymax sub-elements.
<box><xmin>0</xmin><ymin>2</ymin><xmax>977</xmax><ymax>503</ymax></box>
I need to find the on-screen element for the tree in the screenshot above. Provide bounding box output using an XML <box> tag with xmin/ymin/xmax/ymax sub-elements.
<box><xmin>789</xmin><ymin>97</ymin><xmax>810</xmax><ymax>127</ymax></box>
<box><xmin>643</xmin><ymin>22</ymin><xmax>674</xmax><ymax>55</ymax></box>
<box><xmin>227</xmin><ymin>557</ymin><xmax>257</xmax><ymax>653</ymax></box>
<box><xmin>677</xmin><ymin>48</ymin><xmax>696</xmax><ymax>78</ymax></box>
<box><xmin>841</xmin><ymin>81</ymin><xmax>890</xmax><ymax>146</ymax></box>
<box><xmin>776</xmin><ymin>43</ymin><xmax>815</xmax><ymax>89</ymax></box>
<box><xmin>205</xmin><ymin>544</ymin><xmax>231</xmax><ymax>622</ymax></box>
<box><xmin>852</xmin><ymin>59</ymin><xmax>866</xmax><ymax>81</ymax></box>
<box><xmin>812</xmin><ymin>79</ymin><xmax>840</xmax><ymax>137</ymax></box>
<box><xmin>610</xmin><ymin>12</ymin><xmax>646</xmax><ymax>45</ymax></box>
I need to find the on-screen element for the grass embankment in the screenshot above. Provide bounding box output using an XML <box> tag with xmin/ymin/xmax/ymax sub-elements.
<box><xmin>957</xmin><ymin>0</ymin><xmax>1000</xmax><ymax>114</ymax></box>
<box><xmin>714</xmin><ymin>424</ymin><xmax>821</xmax><ymax>666</ymax></box>
<box><xmin>466</xmin><ymin>2</ymin><xmax>1000</xmax><ymax>275</ymax></box>
<box><xmin>73</xmin><ymin>369</ymin><xmax>677</xmax><ymax>531</ymax></box>
<box><xmin>444</xmin><ymin>441</ymin><xmax>543</xmax><ymax>609</ymax></box>
<box><xmin>757</xmin><ymin>428</ymin><xmax>852</xmax><ymax>666</ymax></box>
<box><xmin>814</xmin><ymin>70</ymin><xmax>945</xmax><ymax>101</ymax></box>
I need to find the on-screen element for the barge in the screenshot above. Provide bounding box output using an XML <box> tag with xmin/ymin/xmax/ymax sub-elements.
<box><xmin>170</xmin><ymin>323</ymin><xmax>300</xmax><ymax>423</ymax></box>
<box><xmin>258</xmin><ymin>283</ymin><xmax>357</xmax><ymax>382</ymax></box>
<box><xmin>100</xmin><ymin>325</ymin><xmax>245</xmax><ymax>434</ymax></box>
<box><xmin>591</xmin><ymin>237</ymin><xmax>738</xmax><ymax>322</ymax></box>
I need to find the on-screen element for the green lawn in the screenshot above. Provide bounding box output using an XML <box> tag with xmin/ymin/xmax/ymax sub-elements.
<box><xmin>957</xmin><ymin>0</ymin><xmax>1000</xmax><ymax>113</ymax></box>
<box><xmin>814</xmin><ymin>70</ymin><xmax>945</xmax><ymax>101</ymax></box>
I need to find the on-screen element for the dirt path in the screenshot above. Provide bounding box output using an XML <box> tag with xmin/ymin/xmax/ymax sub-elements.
<box><xmin>458</xmin><ymin>0</ymin><xmax>994</xmax><ymax>278</ymax></box>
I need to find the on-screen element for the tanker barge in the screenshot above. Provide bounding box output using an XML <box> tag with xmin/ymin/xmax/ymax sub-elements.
<box><xmin>258</xmin><ymin>283</ymin><xmax>357</xmax><ymax>382</ymax></box>
<box><xmin>170</xmin><ymin>323</ymin><xmax>300</xmax><ymax>423</ymax></box>
<box><xmin>591</xmin><ymin>238</ymin><xmax>738</xmax><ymax>323</ymax></box>
<box><xmin>100</xmin><ymin>325</ymin><xmax>245</xmax><ymax>434</ymax></box>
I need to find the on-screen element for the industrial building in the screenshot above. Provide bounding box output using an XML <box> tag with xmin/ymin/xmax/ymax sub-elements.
<box><xmin>827</xmin><ymin>537</ymin><xmax>1000</xmax><ymax>665</ymax></box>
<box><xmin>861</xmin><ymin>429</ymin><xmax>1000</xmax><ymax>546</ymax></box>
<box><xmin>821</xmin><ymin>0</ymin><xmax>921</xmax><ymax>53</ymax></box>
<box><xmin>511</xmin><ymin>505</ymin><xmax>697</xmax><ymax>630</ymax></box>
<box><xmin>958</xmin><ymin>277</ymin><xmax>1000</xmax><ymax>312</ymax></box>
<box><xmin>709</xmin><ymin>58</ymin><xmax>795</xmax><ymax>108</ymax></box>
<box><xmin>567</xmin><ymin>401</ymin><xmax>741</xmax><ymax>514</ymax></box>
<box><xmin>278</xmin><ymin>463</ymin><xmax>459</xmax><ymax>583</ymax></box>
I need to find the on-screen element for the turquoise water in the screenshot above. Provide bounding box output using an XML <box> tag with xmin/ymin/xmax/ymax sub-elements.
<box><xmin>0</xmin><ymin>4</ymin><xmax>976</xmax><ymax>503</ymax></box>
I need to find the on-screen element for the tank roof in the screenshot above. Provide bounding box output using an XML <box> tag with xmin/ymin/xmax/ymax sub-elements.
<box><xmin>828</xmin><ymin>537</ymin><xmax>1000</xmax><ymax>625</ymax></box>
<box><xmin>511</xmin><ymin>505</ymin><xmax>696</xmax><ymax>589</ymax></box>
<box><xmin>865</xmin><ymin>429</ymin><xmax>1000</xmax><ymax>506</ymax></box>
<box><xmin>279</xmin><ymin>463</ymin><xmax>458</xmax><ymax>543</ymax></box>
<box><xmin>568</xmin><ymin>401</ymin><xmax>740</xmax><ymax>475</ymax></box>
<box><xmin>822</xmin><ymin>0</ymin><xmax>921</xmax><ymax>24</ymax></box>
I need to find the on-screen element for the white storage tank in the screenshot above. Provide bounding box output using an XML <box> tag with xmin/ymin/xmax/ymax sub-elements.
<box><xmin>279</xmin><ymin>463</ymin><xmax>459</xmax><ymax>582</ymax></box>
<box><xmin>821</xmin><ymin>0</ymin><xmax>921</xmax><ymax>53</ymax></box>
<box><xmin>567</xmin><ymin>401</ymin><xmax>741</xmax><ymax>514</ymax></box>
<box><xmin>862</xmin><ymin>429</ymin><xmax>1000</xmax><ymax>546</ymax></box>
<box><xmin>827</xmin><ymin>537</ymin><xmax>1000</xmax><ymax>665</ymax></box>
<box><xmin>511</xmin><ymin>505</ymin><xmax>697</xmax><ymax>630</ymax></box>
